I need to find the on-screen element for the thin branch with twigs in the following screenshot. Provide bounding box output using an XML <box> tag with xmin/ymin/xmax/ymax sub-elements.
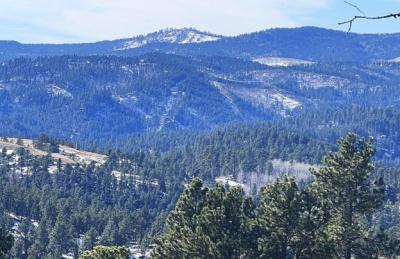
<box><xmin>339</xmin><ymin>1</ymin><xmax>400</xmax><ymax>32</ymax></box>
<box><xmin>339</xmin><ymin>12</ymin><xmax>400</xmax><ymax>32</ymax></box>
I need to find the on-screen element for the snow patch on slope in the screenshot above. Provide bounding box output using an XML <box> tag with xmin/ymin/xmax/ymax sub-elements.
<box><xmin>219</xmin><ymin>159</ymin><xmax>317</xmax><ymax>194</ymax></box>
<box><xmin>157</xmin><ymin>95</ymin><xmax>181</xmax><ymax>132</ymax></box>
<box><xmin>296</xmin><ymin>73</ymin><xmax>350</xmax><ymax>89</ymax></box>
<box><xmin>112</xmin><ymin>94</ymin><xmax>138</xmax><ymax>104</ymax></box>
<box><xmin>0</xmin><ymin>138</ymin><xmax>107</xmax><ymax>166</ymax></box>
<box><xmin>270</xmin><ymin>92</ymin><xmax>301</xmax><ymax>110</ymax></box>
<box><xmin>211</xmin><ymin>80</ymin><xmax>301</xmax><ymax>116</ymax></box>
<box><xmin>46</xmin><ymin>85</ymin><xmax>72</xmax><ymax>98</ymax></box>
<box><xmin>232</xmin><ymin>87</ymin><xmax>301</xmax><ymax>112</ymax></box>
<box><xmin>253</xmin><ymin>70</ymin><xmax>350</xmax><ymax>90</ymax></box>
<box><xmin>389</xmin><ymin>57</ymin><xmax>400</xmax><ymax>63</ymax></box>
<box><xmin>216</xmin><ymin>175</ymin><xmax>245</xmax><ymax>188</ymax></box>
<box><xmin>253</xmin><ymin>57</ymin><xmax>315</xmax><ymax>67</ymax></box>
<box><xmin>180</xmin><ymin>31</ymin><xmax>220</xmax><ymax>44</ymax></box>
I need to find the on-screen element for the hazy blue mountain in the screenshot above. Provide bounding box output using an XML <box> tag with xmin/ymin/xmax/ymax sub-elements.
<box><xmin>1</xmin><ymin>27</ymin><xmax>400</xmax><ymax>62</ymax></box>
<box><xmin>0</xmin><ymin>28</ymin><xmax>222</xmax><ymax>60</ymax></box>
<box><xmin>174</xmin><ymin>27</ymin><xmax>400</xmax><ymax>62</ymax></box>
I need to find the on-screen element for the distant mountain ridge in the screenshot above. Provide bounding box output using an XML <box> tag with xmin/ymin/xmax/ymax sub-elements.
<box><xmin>114</xmin><ymin>28</ymin><xmax>222</xmax><ymax>50</ymax></box>
<box><xmin>1</xmin><ymin>27</ymin><xmax>400</xmax><ymax>62</ymax></box>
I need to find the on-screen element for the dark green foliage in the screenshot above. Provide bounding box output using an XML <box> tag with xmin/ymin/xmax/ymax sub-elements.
<box><xmin>0</xmin><ymin>150</ymin><xmax>169</xmax><ymax>257</ymax></box>
<box><xmin>80</xmin><ymin>246</ymin><xmax>129</xmax><ymax>259</ymax></box>
<box><xmin>1</xmin><ymin>127</ymin><xmax>399</xmax><ymax>258</ymax></box>
<box><xmin>0</xmin><ymin>227</ymin><xmax>13</xmax><ymax>258</ymax></box>
<box><xmin>0</xmin><ymin>123</ymin><xmax>333</xmax><ymax>257</ymax></box>
<box><xmin>279</xmin><ymin>107</ymin><xmax>400</xmax><ymax>163</ymax></box>
<box><xmin>152</xmin><ymin>179</ymin><xmax>255</xmax><ymax>259</ymax></box>
<box><xmin>33</xmin><ymin>134</ymin><xmax>59</xmax><ymax>153</ymax></box>
<box><xmin>292</xmin><ymin>189</ymin><xmax>335</xmax><ymax>259</ymax></box>
<box><xmin>153</xmin><ymin>134</ymin><xmax>391</xmax><ymax>258</ymax></box>
<box><xmin>81</xmin><ymin>228</ymin><xmax>98</xmax><ymax>252</ymax></box>
<box><xmin>309</xmin><ymin>133</ymin><xmax>385</xmax><ymax>259</ymax></box>
<box><xmin>256</xmin><ymin>177</ymin><xmax>301</xmax><ymax>259</ymax></box>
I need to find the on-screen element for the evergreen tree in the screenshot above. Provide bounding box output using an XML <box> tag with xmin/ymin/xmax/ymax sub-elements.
<box><xmin>27</xmin><ymin>223</ymin><xmax>48</xmax><ymax>259</ymax></box>
<box><xmin>310</xmin><ymin>133</ymin><xmax>385</xmax><ymax>259</ymax></box>
<box><xmin>255</xmin><ymin>177</ymin><xmax>301</xmax><ymax>259</ymax></box>
<box><xmin>16</xmin><ymin>138</ymin><xmax>23</xmax><ymax>146</ymax></box>
<box><xmin>196</xmin><ymin>185</ymin><xmax>254</xmax><ymax>258</ymax></box>
<box><xmin>11</xmin><ymin>219</ymin><xmax>33</xmax><ymax>259</ymax></box>
<box><xmin>100</xmin><ymin>218</ymin><xmax>120</xmax><ymax>246</ymax></box>
<box><xmin>46</xmin><ymin>217</ymin><xmax>73</xmax><ymax>259</ymax></box>
<box><xmin>152</xmin><ymin>178</ymin><xmax>255</xmax><ymax>259</ymax></box>
<box><xmin>151</xmin><ymin>178</ymin><xmax>208</xmax><ymax>258</ymax></box>
<box><xmin>81</xmin><ymin>227</ymin><xmax>98</xmax><ymax>253</ymax></box>
<box><xmin>292</xmin><ymin>188</ymin><xmax>336</xmax><ymax>259</ymax></box>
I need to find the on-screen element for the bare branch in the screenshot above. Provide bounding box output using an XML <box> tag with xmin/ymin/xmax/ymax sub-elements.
<box><xmin>344</xmin><ymin>1</ymin><xmax>365</xmax><ymax>15</ymax></box>
<box><xmin>339</xmin><ymin>12</ymin><xmax>400</xmax><ymax>32</ymax></box>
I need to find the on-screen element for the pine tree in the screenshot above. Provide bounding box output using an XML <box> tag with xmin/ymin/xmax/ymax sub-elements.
<box><xmin>27</xmin><ymin>223</ymin><xmax>48</xmax><ymax>259</ymax></box>
<box><xmin>100</xmin><ymin>218</ymin><xmax>120</xmax><ymax>246</ymax></box>
<box><xmin>293</xmin><ymin>188</ymin><xmax>336</xmax><ymax>259</ymax></box>
<box><xmin>16</xmin><ymin>138</ymin><xmax>23</xmax><ymax>146</ymax></box>
<box><xmin>196</xmin><ymin>185</ymin><xmax>254</xmax><ymax>258</ymax></box>
<box><xmin>11</xmin><ymin>219</ymin><xmax>33</xmax><ymax>259</ymax></box>
<box><xmin>256</xmin><ymin>177</ymin><xmax>301</xmax><ymax>259</ymax></box>
<box><xmin>46</xmin><ymin>217</ymin><xmax>73</xmax><ymax>259</ymax></box>
<box><xmin>81</xmin><ymin>227</ymin><xmax>98</xmax><ymax>253</ymax></box>
<box><xmin>151</xmin><ymin>178</ymin><xmax>208</xmax><ymax>258</ymax></box>
<box><xmin>310</xmin><ymin>133</ymin><xmax>385</xmax><ymax>259</ymax></box>
<box><xmin>152</xmin><ymin>178</ymin><xmax>254</xmax><ymax>259</ymax></box>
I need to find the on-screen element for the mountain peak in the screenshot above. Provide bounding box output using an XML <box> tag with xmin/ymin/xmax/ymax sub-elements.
<box><xmin>116</xmin><ymin>28</ymin><xmax>223</xmax><ymax>50</ymax></box>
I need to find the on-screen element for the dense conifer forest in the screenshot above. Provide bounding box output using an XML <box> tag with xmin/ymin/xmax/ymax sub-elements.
<box><xmin>151</xmin><ymin>134</ymin><xmax>400</xmax><ymax>258</ymax></box>
<box><xmin>1</xmin><ymin>130</ymin><xmax>400</xmax><ymax>258</ymax></box>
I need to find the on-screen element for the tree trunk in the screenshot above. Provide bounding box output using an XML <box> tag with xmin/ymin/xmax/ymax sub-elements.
<box><xmin>344</xmin><ymin>201</ymin><xmax>353</xmax><ymax>259</ymax></box>
<box><xmin>282</xmin><ymin>239</ymin><xmax>288</xmax><ymax>259</ymax></box>
<box><xmin>345</xmin><ymin>247</ymin><xmax>351</xmax><ymax>259</ymax></box>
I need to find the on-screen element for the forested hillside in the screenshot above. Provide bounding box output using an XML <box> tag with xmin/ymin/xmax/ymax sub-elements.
<box><xmin>2</xmin><ymin>128</ymin><xmax>400</xmax><ymax>257</ymax></box>
<box><xmin>0</xmin><ymin>125</ymin><xmax>333</xmax><ymax>257</ymax></box>
<box><xmin>152</xmin><ymin>134</ymin><xmax>400</xmax><ymax>258</ymax></box>
<box><xmin>1</xmin><ymin>54</ymin><xmax>400</xmax><ymax>163</ymax></box>
<box><xmin>1</xmin><ymin>26</ymin><xmax>400</xmax><ymax>258</ymax></box>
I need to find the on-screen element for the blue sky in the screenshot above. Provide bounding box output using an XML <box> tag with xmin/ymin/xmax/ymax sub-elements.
<box><xmin>0</xmin><ymin>0</ymin><xmax>399</xmax><ymax>43</ymax></box>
